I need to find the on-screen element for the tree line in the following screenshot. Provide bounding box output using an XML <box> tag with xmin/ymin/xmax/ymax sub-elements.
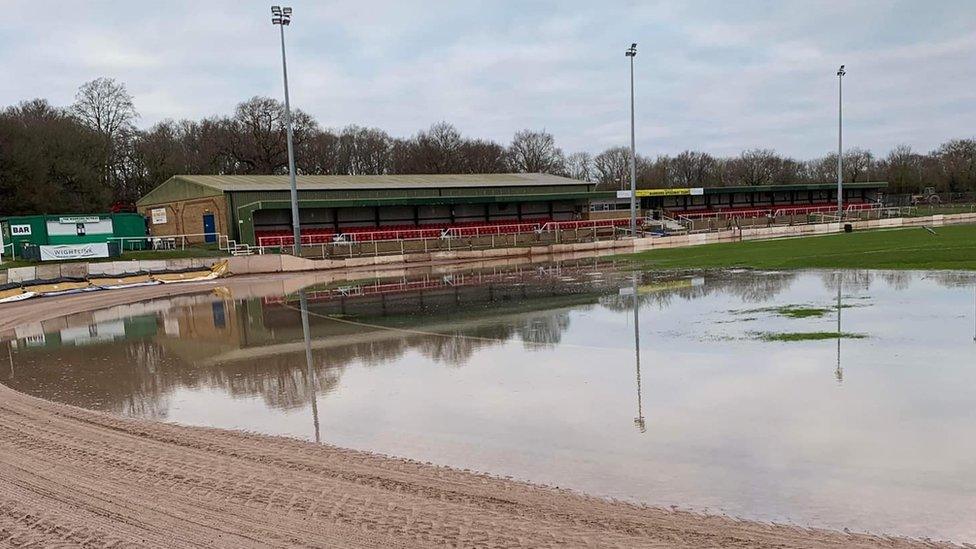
<box><xmin>1</xmin><ymin>77</ymin><xmax>974</xmax><ymax>216</ymax></box>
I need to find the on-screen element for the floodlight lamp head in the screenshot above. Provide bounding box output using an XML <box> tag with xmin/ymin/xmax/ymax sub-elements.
<box><xmin>271</xmin><ymin>5</ymin><xmax>291</xmax><ymax>25</ymax></box>
<box><xmin>625</xmin><ymin>43</ymin><xmax>637</xmax><ymax>57</ymax></box>
<box><xmin>837</xmin><ymin>64</ymin><xmax>846</xmax><ymax>77</ymax></box>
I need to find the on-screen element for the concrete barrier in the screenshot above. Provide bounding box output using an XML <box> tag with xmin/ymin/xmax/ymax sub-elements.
<box><xmin>137</xmin><ymin>260</ymin><xmax>167</xmax><ymax>272</ymax></box>
<box><xmin>34</xmin><ymin>264</ymin><xmax>61</xmax><ymax>280</ymax></box>
<box><xmin>280</xmin><ymin>254</ymin><xmax>323</xmax><ymax>272</ymax></box>
<box><xmin>5</xmin><ymin>211</ymin><xmax>976</xmax><ymax>284</ymax></box>
<box><xmin>59</xmin><ymin>263</ymin><xmax>90</xmax><ymax>279</ymax></box>
<box><xmin>163</xmin><ymin>259</ymin><xmax>193</xmax><ymax>270</ymax></box>
<box><xmin>6</xmin><ymin>267</ymin><xmax>36</xmax><ymax>283</ymax></box>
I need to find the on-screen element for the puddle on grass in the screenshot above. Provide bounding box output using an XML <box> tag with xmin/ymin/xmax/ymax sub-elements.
<box><xmin>3</xmin><ymin>265</ymin><xmax>976</xmax><ymax>543</ymax></box>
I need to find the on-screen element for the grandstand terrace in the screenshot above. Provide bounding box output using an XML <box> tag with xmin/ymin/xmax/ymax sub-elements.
<box><xmin>136</xmin><ymin>173</ymin><xmax>601</xmax><ymax>246</ymax></box>
<box><xmin>136</xmin><ymin>174</ymin><xmax>887</xmax><ymax>247</ymax></box>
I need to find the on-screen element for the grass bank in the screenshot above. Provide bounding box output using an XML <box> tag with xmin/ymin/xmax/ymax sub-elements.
<box><xmin>626</xmin><ymin>224</ymin><xmax>976</xmax><ymax>270</ymax></box>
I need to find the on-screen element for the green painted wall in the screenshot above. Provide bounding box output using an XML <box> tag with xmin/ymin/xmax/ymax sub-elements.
<box><xmin>0</xmin><ymin>213</ymin><xmax>147</xmax><ymax>249</ymax></box>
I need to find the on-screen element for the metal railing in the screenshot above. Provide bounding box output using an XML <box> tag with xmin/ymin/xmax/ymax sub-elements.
<box><xmin>442</xmin><ymin>222</ymin><xmax>543</xmax><ymax>238</ymax></box>
<box><xmin>91</xmin><ymin>202</ymin><xmax>976</xmax><ymax>262</ymax></box>
<box><xmin>0</xmin><ymin>242</ymin><xmax>14</xmax><ymax>264</ymax></box>
<box><xmin>108</xmin><ymin>232</ymin><xmax>226</xmax><ymax>252</ymax></box>
<box><xmin>540</xmin><ymin>218</ymin><xmax>639</xmax><ymax>232</ymax></box>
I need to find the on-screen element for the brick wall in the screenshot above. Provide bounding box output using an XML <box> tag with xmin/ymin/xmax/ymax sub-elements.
<box><xmin>140</xmin><ymin>196</ymin><xmax>228</xmax><ymax>244</ymax></box>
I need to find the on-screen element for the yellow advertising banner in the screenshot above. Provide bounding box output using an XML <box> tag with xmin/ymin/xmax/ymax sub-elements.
<box><xmin>634</xmin><ymin>187</ymin><xmax>704</xmax><ymax>197</ymax></box>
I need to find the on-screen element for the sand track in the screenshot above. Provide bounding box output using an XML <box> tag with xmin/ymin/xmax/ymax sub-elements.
<box><xmin>0</xmin><ymin>280</ymin><xmax>958</xmax><ymax>548</ymax></box>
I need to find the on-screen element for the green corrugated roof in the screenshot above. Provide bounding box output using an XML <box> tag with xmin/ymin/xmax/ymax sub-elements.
<box><xmin>163</xmin><ymin>173</ymin><xmax>589</xmax><ymax>192</ymax></box>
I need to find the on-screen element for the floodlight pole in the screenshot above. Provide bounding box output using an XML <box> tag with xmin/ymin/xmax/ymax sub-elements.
<box><xmin>273</xmin><ymin>6</ymin><xmax>302</xmax><ymax>256</ymax></box>
<box><xmin>836</xmin><ymin>65</ymin><xmax>845</xmax><ymax>219</ymax></box>
<box><xmin>626</xmin><ymin>44</ymin><xmax>638</xmax><ymax>237</ymax></box>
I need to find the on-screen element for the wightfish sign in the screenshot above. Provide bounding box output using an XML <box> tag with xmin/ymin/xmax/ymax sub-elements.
<box><xmin>39</xmin><ymin>243</ymin><xmax>111</xmax><ymax>261</ymax></box>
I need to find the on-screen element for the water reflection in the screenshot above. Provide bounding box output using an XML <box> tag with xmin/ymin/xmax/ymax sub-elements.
<box><xmin>299</xmin><ymin>289</ymin><xmax>321</xmax><ymax>443</ymax></box>
<box><xmin>631</xmin><ymin>274</ymin><xmax>645</xmax><ymax>433</ymax></box>
<box><xmin>4</xmin><ymin>265</ymin><xmax>976</xmax><ymax>541</ymax></box>
<box><xmin>836</xmin><ymin>274</ymin><xmax>843</xmax><ymax>383</ymax></box>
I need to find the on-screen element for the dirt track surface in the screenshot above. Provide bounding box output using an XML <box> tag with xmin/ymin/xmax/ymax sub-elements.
<box><xmin>0</xmin><ymin>281</ymin><xmax>957</xmax><ymax>548</ymax></box>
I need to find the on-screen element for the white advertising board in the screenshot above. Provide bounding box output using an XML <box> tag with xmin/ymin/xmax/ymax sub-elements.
<box><xmin>151</xmin><ymin>208</ymin><xmax>168</xmax><ymax>224</ymax></box>
<box><xmin>39</xmin><ymin>243</ymin><xmax>111</xmax><ymax>261</ymax></box>
<box><xmin>11</xmin><ymin>224</ymin><xmax>32</xmax><ymax>236</ymax></box>
<box><xmin>47</xmin><ymin>218</ymin><xmax>113</xmax><ymax>236</ymax></box>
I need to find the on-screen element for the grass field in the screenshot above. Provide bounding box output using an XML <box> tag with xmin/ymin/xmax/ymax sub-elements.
<box><xmin>625</xmin><ymin>224</ymin><xmax>976</xmax><ymax>270</ymax></box>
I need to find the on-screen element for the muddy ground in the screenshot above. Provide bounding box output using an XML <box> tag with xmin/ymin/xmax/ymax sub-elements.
<box><xmin>0</xmin><ymin>278</ymin><xmax>957</xmax><ymax>548</ymax></box>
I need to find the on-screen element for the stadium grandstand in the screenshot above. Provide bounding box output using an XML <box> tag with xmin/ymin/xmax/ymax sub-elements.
<box><xmin>591</xmin><ymin>182</ymin><xmax>887</xmax><ymax>219</ymax></box>
<box><xmin>135</xmin><ymin>174</ymin><xmax>886</xmax><ymax>247</ymax></box>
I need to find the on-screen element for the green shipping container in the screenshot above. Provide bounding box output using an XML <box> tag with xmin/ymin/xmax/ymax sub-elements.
<box><xmin>0</xmin><ymin>213</ymin><xmax>148</xmax><ymax>255</ymax></box>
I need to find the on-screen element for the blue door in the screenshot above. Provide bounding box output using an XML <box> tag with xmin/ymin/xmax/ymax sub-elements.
<box><xmin>203</xmin><ymin>213</ymin><xmax>216</xmax><ymax>243</ymax></box>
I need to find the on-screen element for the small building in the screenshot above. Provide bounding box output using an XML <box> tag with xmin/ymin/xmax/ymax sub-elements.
<box><xmin>0</xmin><ymin>213</ymin><xmax>147</xmax><ymax>260</ymax></box>
<box><xmin>135</xmin><ymin>173</ymin><xmax>600</xmax><ymax>246</ymax></box>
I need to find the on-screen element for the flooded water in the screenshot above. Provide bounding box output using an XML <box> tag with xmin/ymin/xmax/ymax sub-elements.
<box><xmin>3</xmin><ymin>263</ymin><xmax>976</xmax><ymax>542</ymax></box>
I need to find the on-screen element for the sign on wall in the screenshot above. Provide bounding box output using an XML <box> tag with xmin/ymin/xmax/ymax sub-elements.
<box><xmin>46</xmin><ymin>218</ymin><xmax>113</xmax><ymax>236</ymax></box>
<box><xmin>617</xmin><ymin>188</ymin><xmax>705</xmax><ymax>199</ymax></box>
<box><xmin>11</xmin><ymin>224</ymin><xmax>32</xmax><ymax>236</ymax></box>
<box><xmin>39</xmin><ymin>243</ymin><xmax>110</xmax><ymax>261</ymax></box>
<box><xmin>58</xmin><ymin>216</ymin><xmax>101</xmax><ymax>224</ymax></box>
<box><xmin>635</xmin><ymin>187</ymin><xmax>705</xmax><ymax>198</ymax></box>
<box><xmin>150</xmin><ymin>208</ymin><xmax>168</xmax><ymax>225</ymax></box>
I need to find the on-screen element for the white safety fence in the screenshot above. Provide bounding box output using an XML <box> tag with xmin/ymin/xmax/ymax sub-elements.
<box><xmin>0</xmin><ymin>242</ymin><xmax>14</xmax><ymax>264</ymax></box>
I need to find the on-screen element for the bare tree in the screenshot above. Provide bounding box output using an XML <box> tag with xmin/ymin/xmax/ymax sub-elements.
<box><xmin>72</xmin><ymin>77</ymin><xmax>138</xmax><ymax>138</ymax></box>
<box><xmin>564</xmin><ymin>151</ymin><xmax>593</xmax><ymax>181</ymax></box>
<box><xmin>71</xmin><ymin>78</ymin><xmax>139</xmax><ymax>200</ymax></box>
<box><xmin>879</xmin><ymin>145</ymin><xmax>924</xmax><ymax>193</ymax></box>
<box><xmin>460</xmin><ymin>139</ymin><xmax>508</xmax><ymax>173</ymax></box>
<box><xmin>299</xmin><ymin>128</ymin><xmax>343</xmax><ymax>174</ymax></box>
<box><xmin>402</xmin><ymin>122</ymin><xmax>465</xmax><ymax>173</ymax></box>
<box><xmin>1</xmin><ymin>99</ymin><xmax>109</xmax><ymax>213</ymax></box>
<box><xmin>844</xmin><ymin>147</ymin><xmax>874</xmax><ymax>183</ymax></box>
<box><xmin>932</xmin><ymin>138</ymin><xmax>976</xmax><ymax>192</ymax></box>
<box><xmin>224</xmin><ymin>96</ymin><xmax>317</xmax><ymax>174</ymax></box>
<box><xmin>508</xmin><ymin>129</ymin><xmax>565</xmax><ymax>173</ymax></box>
<box><xmin>593</xmin><ymin>146</ymin><xmax>630</xmax><ymax>188</ymax></box>
<box><xmin>338</xmin><ymin>125</ymin><xmax>392</xmax><ymax>175</ymax></box>
<box><xmin>730</xmin><ymin>149</ymin><xmax>778</xmax><ymax>186</ymax></box>
<box><xmin>670</xmin><ymin>150</ymin><xmax>715</xmax><ymax>187</ymax></box>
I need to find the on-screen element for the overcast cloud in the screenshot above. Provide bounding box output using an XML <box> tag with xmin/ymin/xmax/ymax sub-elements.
<box><xmin>1</xmin><ymin>0</ymin><xmax>973</xmax><ymax>158</ymax></box>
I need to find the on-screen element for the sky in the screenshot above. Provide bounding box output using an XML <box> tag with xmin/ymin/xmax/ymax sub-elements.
<box><xmin>0</xmin><ymin>0</ymin><xmax>974</xmax><ymax>159</ymax></box>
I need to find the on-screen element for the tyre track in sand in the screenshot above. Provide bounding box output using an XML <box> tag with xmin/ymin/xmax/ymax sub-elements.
<box><xmin>0</xmin><ymin>280</ymin><xmax>960</xmax><ymax>548</ymax></box>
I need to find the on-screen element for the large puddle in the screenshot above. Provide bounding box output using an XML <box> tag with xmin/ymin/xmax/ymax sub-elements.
<box><xmin>3</xmin><ymin>263</ymin><xmax>975</xmax><ymax>542</ymax></box>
